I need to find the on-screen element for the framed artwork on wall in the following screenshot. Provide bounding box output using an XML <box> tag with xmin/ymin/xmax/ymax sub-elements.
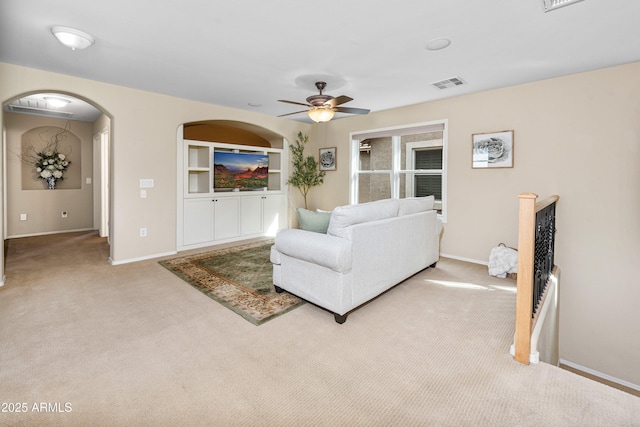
<box><xmin>319</xmin><ymin>147</ymin><xmax>337</xmax><ymax>171</ymax></box>
<box><xmin>472</xmin><ymin>130</ymin><xmax>514</xmax><ymax>168</ymax></box>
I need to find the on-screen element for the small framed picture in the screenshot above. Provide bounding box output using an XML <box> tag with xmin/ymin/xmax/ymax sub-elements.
<box><xmin>472</xmin><ymin>130</ymin><xmax>514</xmax><ymax>168</ymax></box>
<box><xmin>319</xmin><ymin>147</ymin><xmax>337</xmax><ymax>171</ymax></box>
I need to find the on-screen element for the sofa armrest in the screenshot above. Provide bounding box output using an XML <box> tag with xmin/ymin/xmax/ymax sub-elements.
<box><xmin>274</xmin><ymin>229</ymin><xmax>352</xmax><ymax>273</ymax></box>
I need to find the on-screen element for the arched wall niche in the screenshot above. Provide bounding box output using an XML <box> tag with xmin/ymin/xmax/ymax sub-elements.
<box><xmin>183</xmin><ymin>120</ymin><xmax>284</xmax><ymax>148</ymax></box>
<box><xmin>20</xmin><ymin>125</ymin><xmax>82</xmax><ymax>190</ymax></box>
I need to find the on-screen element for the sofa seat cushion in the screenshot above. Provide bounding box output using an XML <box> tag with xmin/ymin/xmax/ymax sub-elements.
<box><xmin>297</xmin><ymin>208</ymin><xmax>331</xmax><ymax>233</ymax></box>
<box><xmin>327</xmin><ymin>199</ymin><xmax>399</xmax><ymax>239</ymax></box>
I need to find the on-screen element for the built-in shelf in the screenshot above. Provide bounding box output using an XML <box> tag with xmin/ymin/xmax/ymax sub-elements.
<box><xmin>185</xmin><ymin>140</ymin><xmax>283</xmax><ymax>196</ymax></box>
<box><xmin>179</xmin><ymin>137</ymin><xmax>287</xmax><ymax>250</ymax></box>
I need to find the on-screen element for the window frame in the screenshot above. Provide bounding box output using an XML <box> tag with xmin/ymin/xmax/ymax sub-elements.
<box><xmin>350</xmin><ymin>120</ymin><xmax>448</xmax><ymax>222</ymax></box>
<box><xmin>404</xmin><ymin>139</ymin><xmax>444</xmax><ymax>213</ymax></box>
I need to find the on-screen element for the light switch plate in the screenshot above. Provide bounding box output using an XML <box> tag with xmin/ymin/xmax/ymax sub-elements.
<box><xmin>140</xmin><ymin>179</ymin><xmax>154</xmax><ymax>188</ymax></box>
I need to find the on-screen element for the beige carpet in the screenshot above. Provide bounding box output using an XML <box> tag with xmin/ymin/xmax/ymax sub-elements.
<box><xmin>1</xmin><ymin>231</ymin><xmax>639</xmax><ymax>426</ymax></box>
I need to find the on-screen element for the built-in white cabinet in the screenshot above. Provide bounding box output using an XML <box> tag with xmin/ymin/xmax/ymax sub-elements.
<box><xmin>183</xmin><ymin>198</ymin><xmax>214</xmax><ymax>245</ymax></box>
<box><xmin>178</xmin><ymin>137</ymin><xmax>287</xmax><ymax>250</ymax></box>
<box><xmin>262</xmin><ymin>194</ymin><xmax>284</xmax><ymax>235</ymax></box>
<box><xmin>213</xmin><ymin>197</ymin><xmax>240</xmax><ymax>240</ymax></box>
<box><xmin>240</xmin><ymin>196</ymin><xmax>263</xmax><ymax>236</ymax></box>
<box><xmin>239</xmin><ymin>194</ymin><xmax>285</xmax><ymax>236</ymax></box>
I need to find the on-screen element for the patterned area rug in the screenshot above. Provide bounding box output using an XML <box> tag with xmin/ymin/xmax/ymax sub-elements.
<box><xmin>159</xmin><ymin>240</ymin><xmax>303</xmax><ymax>325</ymax></box>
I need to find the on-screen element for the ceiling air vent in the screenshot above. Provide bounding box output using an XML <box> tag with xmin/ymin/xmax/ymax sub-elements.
<box><xmin>6</xmin><ymin>105</ymin><xmax>74</xmax><ymax>119</ymax></box>
<box><xmin>542</xmin><ymin>0</ymin><xmax>585</xmax><ymax>12</ymax></box>
<box><xmin>431</xmin><ymin>77</ymin><xmax>466</xmax><ymax>90</ymax></box>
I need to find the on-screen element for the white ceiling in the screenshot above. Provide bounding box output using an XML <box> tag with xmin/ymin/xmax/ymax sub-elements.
<box><xmin>1</xmin><ymin>0</ymin><xmax>639</xmax><ymax>123</ymax></box>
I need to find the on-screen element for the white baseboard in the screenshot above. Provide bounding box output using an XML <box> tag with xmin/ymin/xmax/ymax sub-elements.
<box><xmin>440</xmin><ymin>253</ymin><xmax>488</xmax><ymax>266</ymax></box>
<box><xmin>7</xmin><ymin>228</ymin><xmax>96</xmax><ymax>239</ymax></box>
<box><xmin>559</xmin><ymin>359</ymin><xmax>640</xmax><ymax>392</ymax></box>
<box><xmin>177</xmin><ymin>234</ymin><xmax>274</xmax><ymax>253</ymax></box>
<box><xmin>109</xmin><ymin>251</ymin><xmax>177</xmax><ymax>265</ymax></box>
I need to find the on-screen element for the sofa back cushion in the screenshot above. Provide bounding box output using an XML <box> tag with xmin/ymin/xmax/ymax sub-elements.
<box><xmin>397</xmin><ymin>196</ymin><xmax>435</xmax><ymax>215</ymax></box>
<box><xmin>327</xmin><ymin>199</ymin><xmax>399</xmax><ymax>239</ymax></box>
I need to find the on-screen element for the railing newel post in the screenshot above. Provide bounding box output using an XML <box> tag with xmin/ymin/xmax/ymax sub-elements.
<box><xmin>514</xmin><ymin>193</ymin><xmax>559</xmax><ymax>365</ymax></box>
<box><xmin>514</xmin><ymin>193</ymin><xmax>537</xmax><ymax>365</ymax></box>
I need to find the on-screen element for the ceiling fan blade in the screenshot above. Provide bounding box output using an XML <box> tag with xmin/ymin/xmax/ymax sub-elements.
<box><xmin>277</xmin><ymin>109</ymin><xmax>309</xmax><ymax>117</ymax></box>
<box><xmin>331</xmin><ymin>95</ymin><xmax>353</xmax><ymax>107</ymax></box>
<box><xmin>334</xmin><ymin>106</ymin><xmax>370</xmax><ymax>115</ymax></box>
<box><xmin>325</xmin><ymin>95</ymin><xmax>353</xmax><ymax>108</ymax></box>
<box><xmin>278</xmin><ymin>99</ymin><xmax>312</xmax><ymax>107</ymax></box>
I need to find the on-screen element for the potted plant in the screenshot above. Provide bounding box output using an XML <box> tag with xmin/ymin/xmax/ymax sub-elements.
<box><xmin>287</xmin><ymin>132</ymin><xmax>325</xmax><ymax>209</ymax></box>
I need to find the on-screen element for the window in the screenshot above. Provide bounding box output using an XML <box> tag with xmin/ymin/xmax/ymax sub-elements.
<box><xmin>351</xmin><ymin>121</ymin><xmax>447</xmax><ymax>221</ymax></box>
<box><xmin>405</xmin><ymin>140</ymin><xmax>444</xmax><ymax>213</ymax></box>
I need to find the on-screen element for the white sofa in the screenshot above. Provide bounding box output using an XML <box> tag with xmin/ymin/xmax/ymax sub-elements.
<box><xmin>271</xmin><ymin>197</ymin><xmax>442</xmax><ymax>323</ymax></box>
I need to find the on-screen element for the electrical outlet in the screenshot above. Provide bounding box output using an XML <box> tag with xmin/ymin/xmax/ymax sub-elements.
<box><xmin>139</xmin><ymin>227</ymin><xmax>147</xmax><ymax>237</ymax></box>
<box><xmin>61</xmin><ymin>211</ymin><xmax>68</xmax><ymax>218</ymax></box>
<box><xmin>20</xmin><ymin>213</ymin><xmax>27</xmax><ymax>221</ymax></box>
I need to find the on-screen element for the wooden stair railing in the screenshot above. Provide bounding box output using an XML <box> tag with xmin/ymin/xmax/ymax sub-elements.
<box><xmin>514</xmin><ymin>192</ymin><xmax>559</xmax><ymax>365</ymax></box>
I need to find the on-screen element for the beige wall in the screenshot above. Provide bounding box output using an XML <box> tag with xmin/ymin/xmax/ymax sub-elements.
<box><xmin>0</xmin><ymin>62</ymin><xmax>311</xmax><ymax>264</ymax></box>
<box><xmin>1</xmin><ymin>60</ymin><xmax>639</xmax><ymax>388</ymax></box>
<box><xmin>5</xmin><ymin>113</ymin><xmax>94</xmax><ymax>236</ymax></box>
<box><xmin>309</xmin><ymin>62</ymin><xmax>640</xmax><ymax>388</ymax></box>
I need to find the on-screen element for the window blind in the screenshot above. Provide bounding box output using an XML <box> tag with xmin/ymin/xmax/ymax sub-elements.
<box><xmin>415</xmin><ymin>148</ymin><xmax>442</xmax><ymax>170</ymax></box>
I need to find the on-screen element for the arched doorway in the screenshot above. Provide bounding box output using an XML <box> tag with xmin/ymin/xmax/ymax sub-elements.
<box><xmin>2</xmin><ymin>91</ymin><xmax>113</xmax><ymax>272</ymax></box>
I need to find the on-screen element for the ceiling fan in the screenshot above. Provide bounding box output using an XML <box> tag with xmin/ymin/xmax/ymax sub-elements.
<box><xmin>278</xmin><ymin>81</ymin><xmax>370</xmax><ymax>122</ymax></box>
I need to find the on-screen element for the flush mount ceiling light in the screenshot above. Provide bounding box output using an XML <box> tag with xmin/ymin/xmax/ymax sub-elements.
<box><xmin>307</xmin><ymin>107</ymin><xmax>335</xmax><ymax>123</ymax></box>
<box><xmin>44</xmin><ymin>96</ymin><xmax>71</xmax><ymax>108</ymax></box>
<box><xmin>542</xmin><ymin>0</ymin><xmax>585</xmax><ymax>12</ymax></box>
<box><xmin>51</xmin><ymin>26</ymin><xmax>95</xmax><ymax>50</ymax></box>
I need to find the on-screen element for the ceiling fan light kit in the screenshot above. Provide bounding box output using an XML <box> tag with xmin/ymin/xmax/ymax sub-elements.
<box><xmin>278</xmin><ymin>81</ymin><xmax>370</xmax><ymax>122</ymax></box>
<box><xmin>307</xmin><ymin>108</ymin><xmax>335</xmax><ymax>123</ymax></box>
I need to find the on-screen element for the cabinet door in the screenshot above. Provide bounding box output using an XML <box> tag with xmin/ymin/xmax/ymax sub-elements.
<box><xmin>263</xmin><ymin>194</ymin><xmax>284</xmax><ymax>236</ymax></box>
<box><xmin>213</xmin><ymin>198</ymin><xmax>240</xmax><ymax>240</ymax></box>
<box><xmin>240</xmin><ymin>196</ymin><xmax>264</xmax><ymax>236</ymax></box>
<box><xmin>184</xmin><ymin>199</ymin><xmax>214</xmax><ymax>245</ymax></box>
